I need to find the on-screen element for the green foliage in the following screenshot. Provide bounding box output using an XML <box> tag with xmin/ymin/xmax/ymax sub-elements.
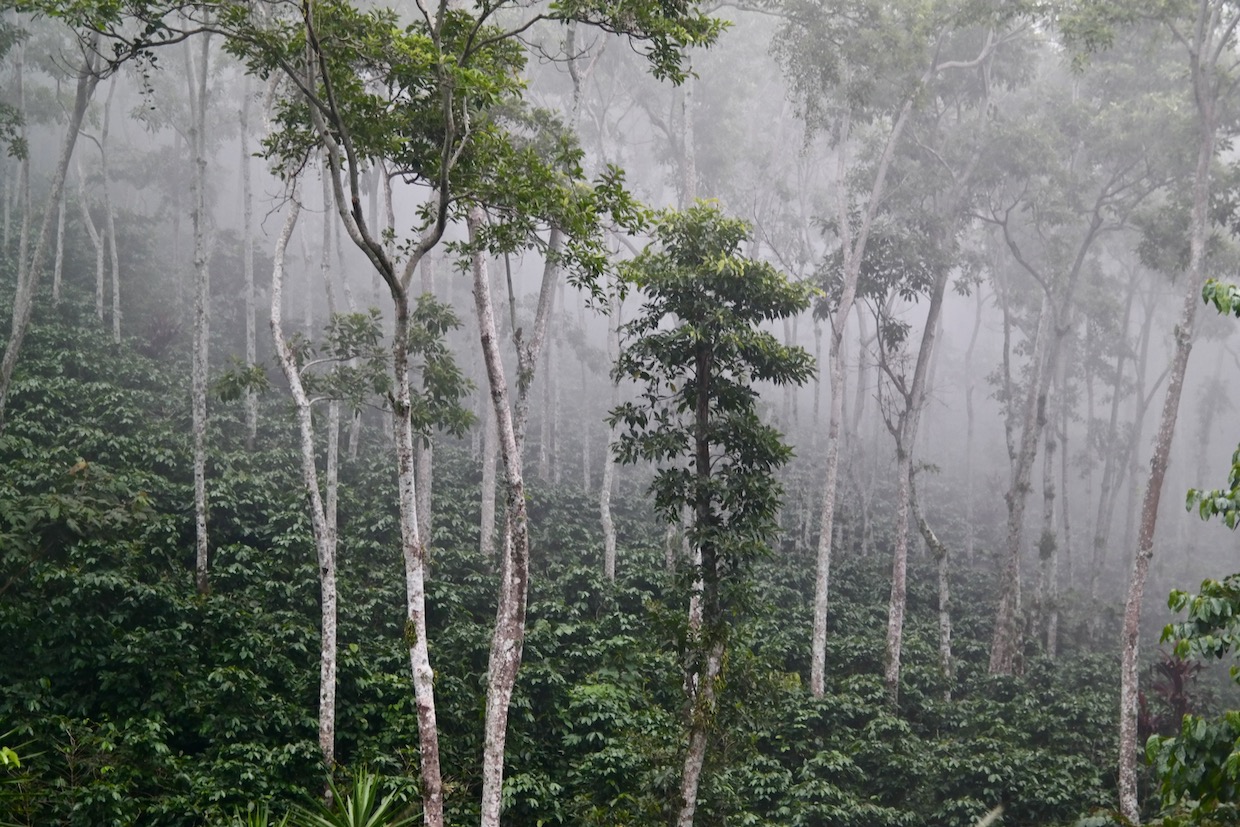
<box><xmin>289</xmin><ymin>771</ymin><xmax>415</xmax><ymax>827</ymax></box>
<box><xmin>226</xmin><ymin>803</ymin><xmax>290</xmax><ymax>827</ymax></box>
<box><xmin>1201</xmin><ymin>278</ymin><xmax>1240</xmax><ymax>319</ymax></box>
<box><xmin>610</xmin><ymin>203</ymin><xmax>817</xmax><ymax>573</ymax></box>
<box><xmin>0</xmin><ymin>17</ymin><xmax>25</xmax><ymax>159</ymax></box>
<box><xmin>0</xmin><ymin>287</ymin><xmax>1122</xmax><ymax>827</ymax></box>
<box><xmin>406</xmin><ymin>296</ymin><xmax>474</xmax><ymax>439</ymax></box>
<box><xmin>1146</xmin><ymin>577</ymin><xmax>1240</xmax><ymax>821</ymax></box>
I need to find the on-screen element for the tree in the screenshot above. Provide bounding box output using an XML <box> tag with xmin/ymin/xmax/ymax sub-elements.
<box><xmin>0</xmin><ymin>30</ymin><xmax>101</xmax><ymax>431</ymax></box>
<box><xmin>609</xmin><ymin>203</ymin><xmax>815</xmax><ymax>827</ymax></box>
<box><xmin>214</xmin><ymin>1</ymin><xmax>719</xmax><ymax>823</ymax></box>
<box><xmin>1067</xmin><ymin>3</ymin><xmax>1240</xmax><ymax>818</ymax></box>
<box><xmin>973</xmin><ymin>37</ymin><xmax>1177</xmax><ymax>676</ymax></box>
<box><xmin>1148</xmin><ymin>357</ymin><xmax>1240</xmax><ymax>820</ymax></box>
<box><xmin>773</xmin><ymin>0</ymin><xmax>1020</xmax><ymax>697</ymax></box>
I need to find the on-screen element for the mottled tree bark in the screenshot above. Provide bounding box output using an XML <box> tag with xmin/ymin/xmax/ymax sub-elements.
<box><xmin>600</xmin><ymin>288</ymin><xmax>620</xmax><ymax>581</ymax></box>
<box><xmin>51</xmin><ymin>186</ymin><xmax>65</xmax><ymax>305</ymax></box>
<box><xmin>268</xmin><ymin>196</ymin><xmax>338</xmax><ymax>772</ymax></box>
<box><xmin>481</xmin><ymin>215</ymin><xmax>563</xmax><ymax>827</ymax></box>
<box><xmin>187</xmin><ymin>34</ymin><xmax>213</xmax><ymax>596</ymax></box>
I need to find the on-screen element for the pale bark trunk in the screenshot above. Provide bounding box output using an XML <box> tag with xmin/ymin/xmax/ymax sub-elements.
<box><xmin>480</xmin><ymin>403</ymin><xmax>498</xmax><ymax>557</ymax></box>
<box><xmin>1089</xmin><ymin>284</ymin><xmax>1138</xmax><ymax>597</ymax></box>
<box><xmin>990</xmin><ymin>203</ymin><xmax>1104</xmax><ymax>673</ymax></box>
<box><xmin>2</xmin><ymin>160</ymin><xmax>9</xmax><ymax>253</ymax></box>
<box><xmin>884</xmin><ymin>451</ymin><xmax>912</xmax><ymax>705</ymax></box>
<box><xmin>415</xmin><ymin>255</ymin><xmax>435</xmax><ymax>547</ymax></box>
<box><xmin>268</xmin><ymin>196</ymin><xmax>338</xmax><ymax>772</ymax></box>
<box><xmin>882</xmin><ymin>262</ymin><xmax>949</xmax><ymax>706</ymax></box>
<box><xmin>241</xmin><ymin>82</ymin><xmax>258</xmax><ymax>449</ymax></box>
<box><xmin>964</xmin><ymin>286</ymin><xmax>983</xmax><ymax>561</ymax></box>
<box><xmin>188</xmin><ymin>35</ymin><xmax>213</xmax><ymax>597</ymax></box>
<box><xmin>324</xmin><ymin>395</ymin><xmax>340</xmax><ymax>772</ymax></box>
<box><xmin>811</xmin><ymin>320</ymin><xmax>822</xmax><ymax>446</ymax></box>
<box><xmin>600</xmin><ymin>289</ymin><xmax>620</xmax><ymax>581</ymax></box>
<box><xmin>538</xmin><ymin>314</ymin><xmax>553</xmax><ymax>481</ymax></box>
<box><xmin>675</xmin><ymin>315</ymin><xmax>725</xmax><ymax>827</ymax></box>
<box><xmin>101</xmin><ymin>78</ymin><xmax>120</xmax><ymax>343</ymax></box>
<box><xmin>396</xmin><ymin>293</ymin><xmax>444</xmax><ymax>827</ymax></box>
<box><xmin>52</xmin><ymin>186</ymin><xmax>65</xmax><ymax>305</ymax></box>
<box><xmin>1118</xmin><ymin>8</ymin><xmax>1220</xmax><ymax>807</ymax></box>
<box><xmin>675</xmin><ymin>641</ymin><xmax>723</xmax><ymax>827</ymax></box>
<box><xmin>1117</xmin><ymin>273</ymin><xmax>1199</xmax><ymax>825</ymax></box>
<box><xmin>75</xmin><ymin>163</ymin><xmax>105</xmax><ymax>321</ymax></box>
<box><xmin>470</xmin><ymin>208</ymin><xmax>536</xmax><ymax>827</ymax></box>
<box><xmin>911</xmin><ymin>474</ymin><xmax>952</xmax><ymax>698</ymax></box>
<box><xmin>679</xmin><ymin>71</ymin><xmax>696</xmax><ymax>206</ymax></box>
<box><xmin>989</xmin><ymin>291</ymin><xmax>1052</xmax><ymax>674</ymax></box>
<box><xmin>811</xmin><ymin>80</ymin><xmax>922</xmax><ymax>695</ymax></box>
<box><xmin>1049</xmin><ymin>354</ymin><xmax>1070</xmax><ymax>657</ymax></box>
<box><xmin>1036</xmin><ymin>368</ymin><xmax>1059</xmax><ymax>653</ymax></box>
<box><xmin>302</xmin><ymin>64</ymin><xmax>447</xmax><ymax>827</ymax></box>
<box><xmin>12</xmin><ymin>37</ymin><xmax>28</xmax><ymax>295</ymax></box>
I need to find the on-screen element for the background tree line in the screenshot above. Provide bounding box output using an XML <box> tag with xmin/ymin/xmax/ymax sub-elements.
<box><xmin>3</xmin><ymin>0</ymin><xmax>1240</xmax><ymax>825</ymax></box>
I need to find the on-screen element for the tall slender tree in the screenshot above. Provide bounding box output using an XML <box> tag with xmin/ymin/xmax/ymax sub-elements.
<box><xmin>610</xmin><ymin>204</ymin><xmax>814</xmax><ymax>827</ymax></box>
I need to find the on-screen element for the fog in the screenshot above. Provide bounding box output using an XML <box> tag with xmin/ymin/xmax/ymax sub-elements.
<box><xmin>3</xmin><ymin>2</ymin><xmax>1240</xmax><ymax>822</ymax></box>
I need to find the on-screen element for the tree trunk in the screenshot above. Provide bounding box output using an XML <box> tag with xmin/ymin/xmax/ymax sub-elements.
<box><xmin>676</xmin><ymin>327</ymin><xmax>724</xmax><ymax>827</ymax></box>
<box><xmin>75</xmin><ymin>162</ymin><xmax>105</xmax><ymax>321</ymax></box>
<box><xmin>1089</xmin><ymin>283</ymin><xmax>1138</xmax><ymax>598</ymax></box>
<box><xmin>101</xmin><ymin>77</ymin><xmax>120</xmax><ymax>343</ymax></box>
<box><xmin>394</xmin><ymin>291</ymin><xmax>444</xmax><ymax>827</ymax></box>
<box><xmin>1117</xmin><ymin>18</ymin><xmax>1218</xmax><ymax>809</ymax></box>
<box><xmin>469</xmin><ymin>207</ymin><xmax>536</xmax><ymax>827</ymax></box>
<box><xmin>964</xmin><ymin>286</ymin><xmax>983</xmax><ymax>561</ymax></box>
<box><xmin>882</xmin><ymin>261</ymin><xmax>949</xmax><ymax>706</ymax></box>
<box><xmin>52</xmin><ymin>186</ymin><xmax>65</xmax><ymax>305</ymax></box>
<box><xmin>912</xmin><ymin>473</ymin><xmax>952</xmax><ymax>698</ymax></box>
<box><xmin>1050</xmin><ymin>353</ymin><xmax>1071</xmax><ymax>657</ymax></box>
<box><xmin>884</xmin><ymin>447</ymin><xmax>913</xmax><ymax>705</ymax></box>
<box><xmin>810</xmin><ymin>91</ymin><xmax>916</xmax><ymax>695</ymax></box>
<box><xmin>1036</xmin><ymin>367</ymin><xmax>1059</xmax><ymax>654</ymax></box>
<box><xmin>480</xmin><ymin>402</ymin><xmax>498</xmax><ymax>558</ymax></box>
<box><xmin>989</xmin><ymin>291</ymin><xmax>1053</xmax><ymax>675</ymax></box>
<box><xmin>268</xmin><ymin>196</ymin><xmax>338</xmax><ymax>773</ymax></box>
<box><xmin>600</xmin><ymin>288</ymin><xmax>620</xmax><ymax>581</ymax></box>
<box><xmin>188</xmin><ymin>34</ymin><xmax>213</xmax><ymax>596</ymax></box>
<box><xmin>415</xmin><ymin>255</ymin><xmax>435</xmax><ymax>548</ymax></box>
<box><xmin>241</xmin><ymin>81</ymin><xmax>258</xmax><ymax>450</ymax></box>
<box><xmin>12</xmin><ymin>36</ymin><xmax>28</xmax><ymax>295</ymax></box>
<box><xmin>1117</xmin><ymin>268</ymin><xmax>1199</xmax><ymax>825</ymax></box>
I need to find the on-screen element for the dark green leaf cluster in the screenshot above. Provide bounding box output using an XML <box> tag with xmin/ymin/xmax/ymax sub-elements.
<box><xmin>610</xmin><ymin>203</ymin><xmax>816</xmax><ymax>574</ymax></box>
<box><xmin>407</xmin><ymin>295</ymin><xmax>474</xmax><ymax>439</ymax></box>
<box><xmin>1147</xmin><ymin>577</ymin><xmax>1240</xmax><ymax>821</ymax></box>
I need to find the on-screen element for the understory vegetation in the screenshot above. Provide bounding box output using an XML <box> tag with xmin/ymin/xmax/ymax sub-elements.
<box><xmin>0</xmin><ymin>290</ymin><xmax>1213</xmax><ymax>827</ymax></box>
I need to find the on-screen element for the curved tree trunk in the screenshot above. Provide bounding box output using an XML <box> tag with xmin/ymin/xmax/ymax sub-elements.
<box><xmin>1118</xmin><ymin>17</ymin><xmax>1219</xmax><ymax>808</ymax></box>
<box><xmin>268</xmin><ymin>196</ymin><xmax>339</xmax><ymax>773</ymax></box>
<box><xmin>882</xmin><ymin>260</ymin><xmax>949</xmax><ymax>706</ymax></box>
<box><xmin>470</xmin><ymin>208</ymin><xmax>533</xmax><ymax>827</ymax></box>
<box><xmin>0</xmin><ymin>37</ymin><xmax>99</xmax><ymax>432</ymax></box>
